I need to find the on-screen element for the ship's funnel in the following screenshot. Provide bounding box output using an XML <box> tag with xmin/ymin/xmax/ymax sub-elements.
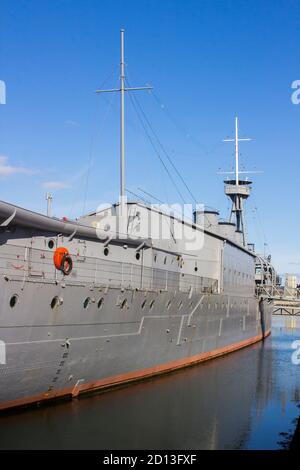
<box><xmin>193</xmin><ymin>209</ymin><xmax>219</xmax><ymax>232</ymax></box>
<box><xmin>218</xmin><ymin>221</ymin><xmax>236</xmax><ymax>240</ymax></box>
<box><xmin>235</xmin><ymin>230</ymin><xmax>243</xmax><ymax>245</ymax></box>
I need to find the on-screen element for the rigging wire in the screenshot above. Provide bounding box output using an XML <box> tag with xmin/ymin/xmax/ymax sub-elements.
<box><xmin>137</xmin><ymin>187</ymin><xmax>194</xmax><ymax>225</ymax></box>
<box><xmin>250</xmin><ymin>208</ymin><xmax>264</xmax><ymax>253</ymax></box>
<box><xmin>151</xmin><ymin>90</ymin><xmax>224</xmax><ymax>157</ymax></box>
<box><xmin>81</xmin><ymin>71</ymin><xmax>119</xmax><ymax>215</ymax></box>
<box><xmin>127</xmin><ymin>80</ymin><xmax>221</xmax><ymax>228</ymax></box>
<box><xmin>126</xmin><ymin>188</ymin><xmax>152</xmax><ymax>206</ymax></box>
<box><xmin>126</xmin><ymin>79</ymin><xmax>198</xmax><ymax>205</ymax></box>
<box><xmin>68</xmin><ymin>66</ymin><xmax>118</xmax><ymax>217</ymax></box>
<box><xmin>126</xmin><ymin>88</ymin><xmax>187</xmax><ymax>205</ymax></box>
<box><xmin>137</xmin><ymin>187</ymin><xmax>164</xmax><ymax>204</ymax></box>
<box><xmin>253</xmin><ymin>204</ymin><xmax>268</xmax><ymax>247</ymax></box>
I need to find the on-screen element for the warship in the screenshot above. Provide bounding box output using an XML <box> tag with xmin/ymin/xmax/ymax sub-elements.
<box><xmin>0</xmin><ymin>30</ymin><xmax>273</xmax><ymax>411</ymax></box>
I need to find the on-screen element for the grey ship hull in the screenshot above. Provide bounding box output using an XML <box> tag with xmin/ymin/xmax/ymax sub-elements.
<box><xmin>0</xmin><ymin>200</ymin><xmax>272</xmax><ymax>411</ymax></box>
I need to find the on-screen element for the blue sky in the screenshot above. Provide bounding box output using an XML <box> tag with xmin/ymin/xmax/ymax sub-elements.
<box><xmin>0</xmin><ymin>0</ymin><xmax>300</xmax><ymax>276</ymax></box>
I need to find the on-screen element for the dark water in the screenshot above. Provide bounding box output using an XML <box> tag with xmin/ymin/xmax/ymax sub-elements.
<box><xmin>0</xmin><ymin>316</ymin><xmax>299</xmax><ymax>450</ymax></box>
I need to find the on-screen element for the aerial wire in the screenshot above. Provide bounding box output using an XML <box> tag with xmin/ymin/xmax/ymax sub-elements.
<box><xmin>126</xmin><ymin>88</ymin><xmax>187</xmax><ymax>205</ymax></box>
<box><xmin>126</xmin><ymin>79</ymin><xmax>197</xmax><ymax>205</ymax></box>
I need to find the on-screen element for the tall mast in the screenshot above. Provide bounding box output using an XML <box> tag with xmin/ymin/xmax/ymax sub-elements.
<box><xmin>96</xmin><ymin>30</ymin><xmax>152</xmax><ymax>212</ymax></box>
<box><xmin>224</xmin><ymin>116</ymin><xmax>247</xmax><ymax>186</ymax></box>
<box><xmin>120</xmin><ymin>29</ymin><xmax>125</xmax><ymax>202</ymax></box>
<box><xmin>235</xmin><ymin>116</ymin><xmax>239</xmax><ymax>186</ymax></box>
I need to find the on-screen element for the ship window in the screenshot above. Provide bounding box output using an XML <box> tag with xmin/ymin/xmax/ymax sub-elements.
<box><xmin>120</xmin><ymin>299</ymin><xmax>128</xmax><ymax>309</ymax></box>
<box><xmin>136</xmin><ymin>252</ymin><xmax>140</xmax><ymax>260</ymax></box>
<box><xmin>104</xmin><ymin>247</ymin><xmax>109</xmax><ymax>256</ymax></box>
<box><xmin>194</xmin><ymin>266</ymin><xmax>198</xmax><ymax>272</ymax></box>
<box><xmin>164</xmin><ymin>256</ymin><xmax>167</xmax><ymax>265</ymax></box>
<box><xmin>149</xmin><ymin>299</ymin><xmax>155</xmax><ymax>310</ymax></box>
<box><xmin>48</xmin><ymin>239</ymin><xmax>55</xmax><ymax>249</ymax></box>
<box><xmin>50</xmin><ymin>296</ymin><xmax>60</xmax><ymax>309</ymax></box>
<box><xmin>166</xmin><ymin>300</ymin><xmax>172</xmax><ymax>310</ymax></box>
<box><xmin>9</xmin><ymin>294</ymin><xmax>18</xmax><ymax>308</ymax></box>
<box><xmin>154</xmin><ymin>254</ymin><xmax>157</xmax><ymax>263</ymax></box>
<box><xmin>141</xmin><ymin>299</ymin><xmax>146</xmax><ymax>309</ymax></box>
<box><xmin>97</xmin><ymin>297</ymin><xmax>104</xmax><ymax>309</ymax></box>
<box><xmin>83</xmin><ymin>297</ymin><xmax>91</xmax><ymax>309</ymax></box>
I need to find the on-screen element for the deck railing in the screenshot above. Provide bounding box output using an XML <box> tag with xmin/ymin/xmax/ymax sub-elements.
<box><xmin>0</xmin><ymin>243</ymin><xmax>218</xmax><ymax>294</ymax></box>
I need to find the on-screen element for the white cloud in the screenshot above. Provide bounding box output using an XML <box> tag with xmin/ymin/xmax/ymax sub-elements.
<box><xmin>0</xmin><ymin>156</ymin><xmax>34</xmax><ymax>176</ymax></box>
<box><xmin>43</xmin><ymin>181</ymin><xmax>71</xmax><ymax>190</ymax></box>
<box><xmin>65</xmin><ymin>119</ymin><xmax>79</xmax><ymax>127</ymax></box>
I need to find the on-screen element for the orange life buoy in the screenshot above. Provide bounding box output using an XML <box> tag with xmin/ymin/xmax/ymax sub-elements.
<box><xmin>53</xmin><ymin>247</ymin><xmax>68</xmax><ymax>270</ymax></box>
<box><xmin>53</xmin><ymin>247</ymin><xmax>73</xmax><ymax>275</ymax></box>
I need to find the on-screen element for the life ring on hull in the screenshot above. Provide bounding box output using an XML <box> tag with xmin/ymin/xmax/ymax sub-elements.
<box><xmin>53</xmin><ymin>247</ymin><xmax>73</xmax><ymax>275</ymax></box>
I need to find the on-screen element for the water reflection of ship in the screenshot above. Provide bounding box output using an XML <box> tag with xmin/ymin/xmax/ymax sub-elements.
<box><xmin>282</xmin><ymin>317</ymin><xmax>299</xmax><ymax>330</ymax></box>
<box><xmin>253</xmin><ymin>318</ymin><xmax>300</xmax><ymax>443</ymax></box>
<box><xmin>252</xmin><ymin>338</ymin><xmax>273</xmax><ymax>420</ymax></box>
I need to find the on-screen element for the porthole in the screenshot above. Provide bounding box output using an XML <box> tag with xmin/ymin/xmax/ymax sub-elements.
<box><xmin>50</xmin><ymin>296</ymin><xmax>60</xmax><ymax>309</ymax></box>
<box><xmin>48</xmin><ymin>239</ymin><xmax>55</xmax><ymax>249</ymax></box>
<box><xmin>154</xmin><ymin>255</ymin><xmax>157</xmax><ymax>263</ymax></box>
<box><xmin>104</xmin><ymin>247</ymin><xmax>109</xmax><ymax>256</ymax></box>
<box><xmin>83</xmin><ymin>297</ymin><xmax>91</xmax><ymax>309</ymax></box>
<box><xmin>149</xmin><ymin>299</ymin><xmax>155</xmax><ymax>310</ymax></box>
<box><xmin>194</xmin><ymin>266</ymin><xmax>198</xmax><ymax>272</ymax></box>
<box><xmin>97</xmin><ymin>297</ymin><xmax>104</xmax><ymax>309</ymax></box>
<box><xmin>136</xmin><ymin>252</ymin><xmax>140</xmax><ymax>260</ymax></box>
<box><xmin>9</xmin><ymin>294</ymin><xmax>18</xmax><ymax>308</ymax></box>
<box><xmin>166</xmin><ymin>300</ymin><xmax>172</xmax><ymax>310</ymax></box>
<box><xmin>164</xmin><ymin>256</ymin><xmax>167</xmax><ymax>265</ymax></box>
<box><xmin>141</xmin><ymin>299</ymin><xmax>146</xmax><ymax>309</ymax></box>
<box><xmin>120</xmin><ymin>299</ymin><xmax>128</xmax><ymax>309</ymax></box>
